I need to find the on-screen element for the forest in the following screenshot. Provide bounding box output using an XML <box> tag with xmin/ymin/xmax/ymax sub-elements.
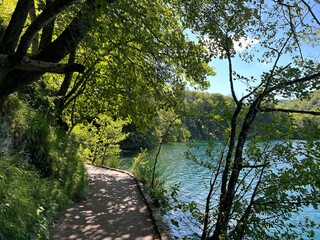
<box><xmin>0</xmin><ymin>0</ymin><xmax>319</xmax><ymax>239</ymax></box>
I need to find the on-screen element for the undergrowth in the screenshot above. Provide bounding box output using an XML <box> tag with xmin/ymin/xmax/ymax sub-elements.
<box><xmin>131</xmin><ymin>149</ymin><xmax>178</xmax><ymax>212</ymax></box>
<box><xmin>0</xmin><ymin>95</ymin><xmax>88</xmax><ymax>239</ymax></box>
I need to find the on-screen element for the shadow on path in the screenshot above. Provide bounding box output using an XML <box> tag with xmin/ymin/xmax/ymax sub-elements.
<box><xmin>52</xmin><ymin>165</ymin><xmax>160</xmax><ymax>240</ymax></box>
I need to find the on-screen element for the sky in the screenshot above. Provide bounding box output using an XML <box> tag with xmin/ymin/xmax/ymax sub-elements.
<box><xmin>184</xmin><ymin>31</ymin><xmax>271</xmax><ymax>97</ymax></box>
<box><xmin>206</xmin><ymin>56</ymin><xmax>264</xmax><ymax>97</ymax></box>
<box><xmin>183</xmin><ymin>2</ymin><xmax>320</xmax><ymax>98</ymax></box>
<box><xmin>203</xmin><ymin>41</ymin><xmax>320</xmax><ymax>98</ymax></box>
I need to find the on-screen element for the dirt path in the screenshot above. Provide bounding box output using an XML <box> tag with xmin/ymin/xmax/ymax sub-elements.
<box><xmin>52</xmin><ymin>164</ymin><xmax>162</xmax><ymax>240</ymax></box>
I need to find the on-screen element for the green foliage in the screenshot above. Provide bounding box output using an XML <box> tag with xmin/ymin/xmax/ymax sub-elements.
<box><xmin>279</xmin><ymin>90</ymin><xmax>320</xmax><ymax>139</ymax></box>
<box><xmin>182</xmin><ymin>91</ymin><xmax>235</xmax><ymax>140</ymax></box>
<box><xmin>0</xmin><ymin>156</ymin><xmax>62</xmax><ymax>240</ymax></box>
<box><xmin>0</xmin><ymin>0</ymin><xmax>16</xmax><ymax>24</ymax></box>
<box><xmin>131</xmin><ymin>149</ymin><xmax>150</xmax><ymax>184</ymax></box>
<box><xmin>27</xmin><ymin>0</ymin><xmax>214</xmax><ymax>136</ymax></box>
<box><xmin>0</xmin><ymin>95</ymin><xmax>88</xmax><ymax>239</ymax></box>
<box><xmin>153</xmin><ymin>109</ymin><xmax>190</xmax><ymax>143</ymax></box>
<box><xmin>131</xmin><ymin>149</ymin><xmax>171</xmax><ymax>210</ymax></box>
<box><xmin>121</xmin><ymin>109</ymin><xmax>191</xmax><ymax>150</ymax></box>
<box><xmin>239</xmin><ymin>140</ymin><xmax>320</xmax><ymax>239</ymax></box>
<box><xmin>73</xmin><ymin>114</ymin><xmax>129</xmax><ymax>168</ymax></box>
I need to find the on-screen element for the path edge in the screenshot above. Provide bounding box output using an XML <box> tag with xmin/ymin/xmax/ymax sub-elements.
<box><xmin>91</xmin><ymin>163</ymin><xmax>172</xmax><ymax>240</ymax></box>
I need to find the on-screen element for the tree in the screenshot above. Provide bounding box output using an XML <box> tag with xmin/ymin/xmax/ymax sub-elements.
<box><xmin>0</xmin><ymin>0</ymin><xmax>98</xmax><ymax>99</ymax></box>
<box><xmin>182</xmin><ymin>91</ymin><xmax>234</xmax><ymax>140</ymax></box>
<box><xmin>73</xmin><ymin>114</ymin><xmax>128</xmax><ymax>168</ymax></box>
<box><xmin>56</xmin><ymin>2</ymin><xmax>214</xmax><ymax>136</ymax></box>
<box><xmin>0</xmin><ymin>0</ymin><xmax>213</xmax><ymax>132</ymax></box>
<box><xmin>179</xmin><ymin>0</ymin><xmax>320</xmax><ymax>239</ymax></box>
<box><xmin>0</xmin><ymin>0</ymin><xmax>215</xmax><ymax>181</ymax></box>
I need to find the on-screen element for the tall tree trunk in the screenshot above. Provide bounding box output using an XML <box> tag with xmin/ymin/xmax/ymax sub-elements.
<box><xmin>39</xmin><ymin>0</ymin><xmax>55</xmax><ymax>50</ymax></box>
<box><xmin>0</xmin><ymin>0</ymin><xmax>33</xmax><ymax>54</ymax></box>
<box><xmin>209</xmin><ymin>99</ymin><xmax>261</xmax><ymax>240</ymax></box>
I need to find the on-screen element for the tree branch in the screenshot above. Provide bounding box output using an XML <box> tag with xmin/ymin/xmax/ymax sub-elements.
<box><xmin>241</xmin><ymin>163</ymin><xmax>269</xmax><ymax>169</ymax></box>
<box><xmin>254</xmin><ymin>199</ymin><xmax>315</xmax><ymax>206</ymax></box>
<box><xmin>301</xmin><ymin>0</ymin><xmax>320</xmax><ymax>27</ymax></box>
<box><xmin>39</xmin><ymin>0</ymin><xmax>55</xmax><ymax>50</ymax></box>
<box><xmin>266</xmin><ymin>72</ymin><xmax>320</xmax><ymax>96</ymax></box>
<box><xmin>259</xmin><ymin>107</ymin><xmax>320</xmax><ymax>116</ymax></box>
<box><xmin>14</xmin><ymin>59</ymin><xmax>85</xmax><ymax>74</ymax></box>
<box><xmin>225</xmin><ymin>34</ymin><xmax>239</xmax><ymax>105</ymax></box>
<box><xmin>13</xmin><ymin>0</ymin><xmax>79</xmax><ymax>62</ymax></box>
<box><xmin>1</xmin><ymin>54</ymin><xmax>85</xmax><ymax>74</ymax></box>
<box><xmin>0</xmin><ymin>0</ymin><xmax>33</xmax><ymax>54</ymax></box>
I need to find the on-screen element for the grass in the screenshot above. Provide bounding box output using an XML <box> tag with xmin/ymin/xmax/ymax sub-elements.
<box><xmin>0</xmin><ymin>95</ymin><xmax>89</xmax><ymax>239</ymax></box>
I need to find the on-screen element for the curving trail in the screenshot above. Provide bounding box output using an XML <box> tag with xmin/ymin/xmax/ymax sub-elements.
<box><xmin>52</xmin><ymin>164</ymin><xmax>161</xmax><ymax>240</ymax></box>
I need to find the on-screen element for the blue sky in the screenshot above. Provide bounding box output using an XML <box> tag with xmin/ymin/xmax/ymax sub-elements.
<box><xmin>204</xmin><ymin>42</ymin><xmax>320</xmax><ymax>97</ymax></box>
<box><xmin>184</xmin><ymin>31</ymin><xmax>270</xmax><ymax>97</ymax></box>
<box><xmin>206</xmin><ymin>57</ymin><xmax>263</xmax><ymax>97</ymax></box>
<box><xmin>182</xmin><ymin>3</ymin><xmax>320</xmax><ymax>98</ymax></box>
<box><xmin>203</xmin><ymin>41</ymin><xmax>269</xmax><ymax>97</ymax></box>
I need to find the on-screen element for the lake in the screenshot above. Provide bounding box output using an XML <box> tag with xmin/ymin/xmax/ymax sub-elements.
<box><xmin>121</xmin><ymin>141</ymin><xmax>320</xmax><ymax>239</ymax></box>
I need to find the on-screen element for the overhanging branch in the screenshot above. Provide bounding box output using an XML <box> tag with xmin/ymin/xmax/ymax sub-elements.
<box><xmin>259</xmin><ymin>107</ymin><xmax>320</xmax><ymax>116</ymax></box>
<box><xmin>15</xmin><ymin>59</ymin><xmax>85</xmax><ymax>74</ymax></box>
<box><xmin>0</xmin><ymin>54</ymin><xmax>85</xmax><ymax>74</ymax></box>
<box><xmin>241</xmin><ymin>163</ymin><xmax>269</xmax><ymax>169</ymax></box>
<box><xmin>266</xmin><ymin>72</ymin><xmax>320</xmax><ymax>95</ymax></box>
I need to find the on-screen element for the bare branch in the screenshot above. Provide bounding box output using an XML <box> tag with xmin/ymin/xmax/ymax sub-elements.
<box><xmin>241</xmin><ymin>163</ymin><xmax>269</xmax><ymax>169</ymax></box>
<box><xmin>284</xmin><ymin>5</ymin><xmax>304</xmax><ymax>61</ymax></box>
<box><xmin>301</xmin><ymin>0</ymin><xmax>320</xmax><ymax>27</ymax></box>
<box><xmin>225</xmin><ymin>34</ymin><xmax>239</xmax><ymax>105</ymax></box>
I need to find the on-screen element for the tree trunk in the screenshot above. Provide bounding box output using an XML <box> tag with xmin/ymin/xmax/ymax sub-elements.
<box><xmin>30</xmin><ymin>1</ymin><xmax>39</xmax><ymax>55</ymax></box>
<box><xmin>39</xmin><ymin>0</ymin><xmax>55</xmax><ymax>50</ymax></box>
<box><xmin>0</xmin><ymin>0</ymin><xmax>33</xmax><ymax>54</ymax></box>
<box><xmin>12</xmin><ymin>0</ymin><xmax>79</xmax><ymax>62</ymax></box>
<box><xmin>0</xmin><ymin>2</ymin><xmax>96</xmax><ymax>100</ymax></box>
<box><xmin>209</xmin><ymin>99</ymin><xmax>261</xmax><ymax>240</ymax></box>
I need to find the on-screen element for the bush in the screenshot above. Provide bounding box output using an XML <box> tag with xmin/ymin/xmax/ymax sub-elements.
<box><xmin>131</xmin><ymin>149</ymin><xmax>171</xmax><ymax>210</ymax></box>
<box><xmin>72</xmin><ymin>114</ymin><xmax>128</xmax><ymax>168</ymax></box>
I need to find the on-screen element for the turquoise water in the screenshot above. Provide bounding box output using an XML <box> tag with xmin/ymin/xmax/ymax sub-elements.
<box><xmin>121</xmin><ymin>141</ymin><xmax>320</xmax><ymax>239</ymax></box>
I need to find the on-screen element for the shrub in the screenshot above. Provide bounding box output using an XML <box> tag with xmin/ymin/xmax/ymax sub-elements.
<box><xmin>131</xmin><ymin>149</ymin><xmax>171</xmax><ymax>210</ymax></box>
<box><xmin>73</xmin><ymin>114</ymin><xmax>129</xmax><ymax>168</ymax></box>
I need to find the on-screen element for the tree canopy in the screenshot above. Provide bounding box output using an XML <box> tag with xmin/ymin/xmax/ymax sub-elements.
<box><xmin>0</xmin><ymin>0</ymin><xmax>213</xmax><ymax>125</ymax></box>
